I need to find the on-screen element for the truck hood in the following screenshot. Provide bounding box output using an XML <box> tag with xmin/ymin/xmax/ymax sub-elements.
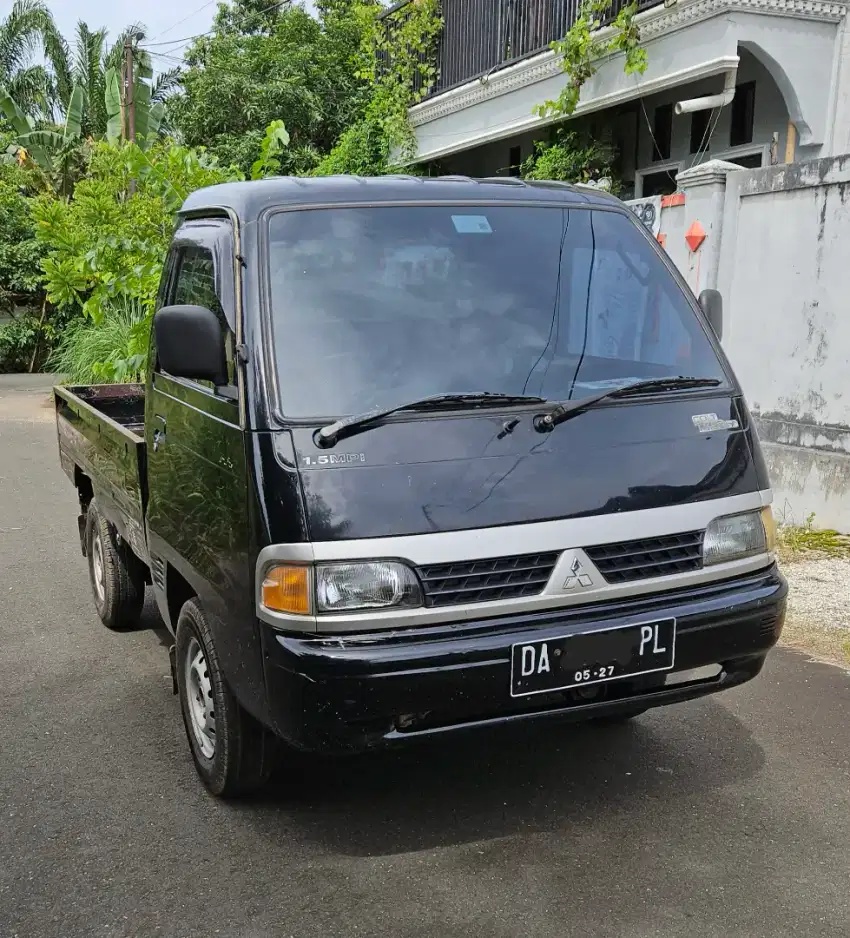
<box><xmin>273</xmin><ymin>397</ymin><xmax>764</xmax><ymax>541</ymax></box>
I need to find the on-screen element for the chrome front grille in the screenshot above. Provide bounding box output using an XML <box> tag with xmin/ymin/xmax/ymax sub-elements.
<box><xmin>417</xmin><ymin>552</ymin><xmax>560</xmax><ymax>607</ymax></box>
<box><xmin>584</xmin><ymin>532</ymin><xmax>704</xmax><ymax>584</ymax></box>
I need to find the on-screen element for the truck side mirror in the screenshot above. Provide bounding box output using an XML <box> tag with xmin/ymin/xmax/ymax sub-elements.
<box><xmin>699</xmin><ymin>289</ymin><xmax>723</xmax><ymax>341</ymax></box>
<box><xmin>154</xmin><ymin>305</ymin><xmax>228</xmax><ymax>386</ymax></box>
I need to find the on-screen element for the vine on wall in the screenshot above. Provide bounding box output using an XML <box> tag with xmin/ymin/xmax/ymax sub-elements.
<box><xmin>537</xmin><ymin>0</ymin><xmax>648</xmax><ymax>122</ymax></box>
<box><xmin>524</xmin><ymin>0</ymin><xmax>648</xmax><ymax>185</ymax></box>
<box><xmin>314</xmin><ymin>0</ymin><xmax>647</xmax><ymax>182</ymax></box>
<box><xmin>313</xmin><ymin>0</ymin><xmax>442</xmax><ymax>176</ymax></box>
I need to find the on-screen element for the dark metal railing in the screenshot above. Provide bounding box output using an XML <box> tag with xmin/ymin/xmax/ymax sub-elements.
<box><xmin>381</xmin><ymin>0</ymin><xmax>664</xmax><ymax>102</ymax></box>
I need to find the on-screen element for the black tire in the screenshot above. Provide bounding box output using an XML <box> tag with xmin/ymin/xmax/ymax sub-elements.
<box><xmin>175</xmin><ymin>599</ymin><xmax>277</xmax><ymax>797</ymax></box>
<box><xmin>85</xmin><ymin>499</ymin><xmax>145</xmax><ymax>630</ymax></box>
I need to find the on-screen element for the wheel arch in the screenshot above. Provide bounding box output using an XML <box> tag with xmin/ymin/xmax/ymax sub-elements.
<box><xmin>166</xmin><ymin>564</ymin><xmax>196</xmax><ymax>631</ymax></box>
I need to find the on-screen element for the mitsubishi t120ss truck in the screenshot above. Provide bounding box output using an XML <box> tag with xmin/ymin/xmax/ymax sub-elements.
<box><xmin>54</xmin><ymin>176</ymin><xmax>787</xmax><ymax>797</ymax></box>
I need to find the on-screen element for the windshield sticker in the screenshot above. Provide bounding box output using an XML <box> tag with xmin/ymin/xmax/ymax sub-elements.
<box><xmin>451</xmin><ymin>215</ymin><xmax>493</xmax><ymax>234</ymax></box>
<box><xmin>692</xmin><ymin>413</ymin><xmax>739</xmax><ymax>433</ymax></box>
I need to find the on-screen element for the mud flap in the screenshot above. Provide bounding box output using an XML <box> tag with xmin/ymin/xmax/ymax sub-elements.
<box><xmin>77</xmin><ymin>513</ymin><xmax>87</xmax><ymax>556</ymax></box>
<box><xmin>168</xmin><ymin>644</ymin><xmax>178</xmax><ymax>695</ymax></box>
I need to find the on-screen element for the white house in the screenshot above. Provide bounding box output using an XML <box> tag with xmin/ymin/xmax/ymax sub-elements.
<box><xmin>394</xmin><ymin>0</ymin><xmax>850</xmax><ymax>197</ymax></box>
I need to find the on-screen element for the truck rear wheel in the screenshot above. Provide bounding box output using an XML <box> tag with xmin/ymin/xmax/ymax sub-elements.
<box><xmin>86</xmin><ymin>500</ymin><xmax>144</xmax><ymax>630</ymax></box>
<box><xmin>175</xmin><ymin>599</ymin><xmax>277</xmax><ymax>797</ymax></box>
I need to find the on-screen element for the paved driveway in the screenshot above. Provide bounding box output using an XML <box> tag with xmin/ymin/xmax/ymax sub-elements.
<box><xmin>1</xmin><ymin>376</ymin><xmax>849</xmax><ymax>938</ymax></box>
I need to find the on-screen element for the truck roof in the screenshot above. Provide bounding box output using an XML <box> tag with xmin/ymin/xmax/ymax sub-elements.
<box><xmin>178</xmin><ymin>174</ymin><xmax>621</xmax><ymax>221</ymax></box>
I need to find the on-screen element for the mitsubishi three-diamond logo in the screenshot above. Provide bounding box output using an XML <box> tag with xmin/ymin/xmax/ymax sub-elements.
<box><xmin>563</xmin><ymin>555</ymin><xmax>593</xmax><ymax>590</ymax></box>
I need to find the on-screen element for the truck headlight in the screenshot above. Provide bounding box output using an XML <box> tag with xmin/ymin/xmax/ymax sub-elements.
<box><xmin>316</xmin><ymin>562</ymin><xmax>423</xmax><ymax>612</ymax></box>
<box><xmin>703</xmin><ymin>508</ymin><xmax>774</xmax><ymax>565</ymax></box>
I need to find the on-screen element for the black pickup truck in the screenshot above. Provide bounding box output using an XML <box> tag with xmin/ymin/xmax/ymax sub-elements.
<box><xmin>55</xmin><ymin>175</ymin><xmax>787</xmax><ymax>797</ymax></box>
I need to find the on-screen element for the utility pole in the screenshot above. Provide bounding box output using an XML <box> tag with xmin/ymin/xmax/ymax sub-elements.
<box><xmin>124</xmin><ymin>37</ymin><xmax>136</xmax><ymax>143</ymax></box>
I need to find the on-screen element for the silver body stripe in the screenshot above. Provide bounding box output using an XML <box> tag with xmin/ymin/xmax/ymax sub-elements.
<box><xmin>256</xmin><ymin>490</ymin><xmax>773</xmax><ymax>634</ymax></box>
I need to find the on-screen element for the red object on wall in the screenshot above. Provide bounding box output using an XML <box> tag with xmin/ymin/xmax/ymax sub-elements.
<box><xmin>685</xmin><ymin>221</ymin><xmax>706</xmax><ymax>252</ymax></box>
<box><xmin>657</xmin><ymin>233</ymin><xmax>667</xmax><ymax>248</ymax></box>
<box><xmin>661</xmin><ymin>192</ymin><xmax>685</xmax><ymax>208</ymax></box>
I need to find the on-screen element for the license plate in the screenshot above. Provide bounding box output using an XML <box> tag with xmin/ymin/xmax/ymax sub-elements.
<box><xmin>510</xmin><ymin>619</ymin><xmax>676</xmax><ymax>698</ymax></box>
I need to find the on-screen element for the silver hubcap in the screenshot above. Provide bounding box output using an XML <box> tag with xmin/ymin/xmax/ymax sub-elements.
<box><xmin>92</xmin><ymin>532</ymin><xmax>105</xmax><ymax>603</ymax></box>
<box><xmin>185</xmin><ymin>636</ymin><xmax>216</xmax><ymax>759</ymax></box>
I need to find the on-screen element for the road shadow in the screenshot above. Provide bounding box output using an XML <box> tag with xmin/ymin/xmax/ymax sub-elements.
<box><xmin>230</xmin><ymin>699</ymin><xmax>764</xmax><ymax>857</ymax></box>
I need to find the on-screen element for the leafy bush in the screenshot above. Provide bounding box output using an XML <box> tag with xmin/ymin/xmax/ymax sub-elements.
<box><xmin>0</xmin><ymin>314</ymin><xmax>41</xmax><ymax>373</ymax></box>
<box><xmin>521</xmin><ymin>129</ymin><xmax>618</xmax><ymax>191</ymax></box>
<box><xmin>312</xmin><ymin>114</ymin><xmax>391</xmax><ymax>176</ymax></box>
<box><xmin>251</xmin><ymin>120</ymin><xmax>290</xmax><ymax>179</ymax></box>
<box><xmin>49</xmin><ymin>298</ymin><xmax>150</xmax><ymax>384</ymax></box>
<box><xmin>33</xmin><ymin>140</ymin><xmax>241</xmax><ymax>323</ymax></box>
<box><xmin>29</xmin><ymin>138</ymin><xmax>240</xmax><ymax>381</ymax></box>
<box><xmin>0</xmin><ymin>145</ymin><xmax>44</xmax><ymax>315</ymax></box>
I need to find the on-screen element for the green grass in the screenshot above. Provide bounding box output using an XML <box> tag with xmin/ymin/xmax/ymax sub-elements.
<box><xmin>777</xmin><ymin>516</ymin><xmax>850</xmax><ymax>562</ymax></box>
<box><xmin>775</xmin><ymin>513</ymin><xmax>850</xmax><ymax>667</ymax></box>
<box><xmin>48</xmin><ymin>300</ymin><xmax>147</xmax><ymax>384</ymax></box>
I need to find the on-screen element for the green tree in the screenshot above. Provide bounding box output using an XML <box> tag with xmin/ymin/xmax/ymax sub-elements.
<box><xmin>33</xmin><ymin>139</ymin><xmax>241</xmax><ymax>321</ymax></box>
<box><xmin>0</xmin><ymin>0</ymin><xmax>70</xmax><ymax>121</ymax></box>
<box><xmin>312</xmin><ymin>0</ymin><xmax>442</xmax><ymax>175</ymax></box>
<box><xmin>169</xmin><ymin>0</ymin><xmax>374</xmax><ymax>176</ymax></box>
<box><xmin>515</xmin><ymin>0</ymin><xmax>647</xmax><ymax>188</ymax></box>
<box><xmin>0</xmin><ymin>131</ymin><xmax>50</xmax><ymax>373</ymax></box>
<box><xmin>0</xmin><ymin>140</ymin><xmax>43</xmax><ymax>313</ymax></box>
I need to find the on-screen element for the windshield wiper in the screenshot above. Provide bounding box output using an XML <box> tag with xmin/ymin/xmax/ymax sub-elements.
<box><xmin>534</xmin><ymin>376</ymin><xmax>722</xmax><ymax>432</ymax></box>
<box><xmin>315</xmin><ymin>392</ymin><xmax>547</xmax><ymax>448</ymax></box>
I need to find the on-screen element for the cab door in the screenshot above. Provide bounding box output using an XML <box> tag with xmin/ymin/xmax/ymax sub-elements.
<box><xmin>145</xmin><ymin>220</ymin><xmax>263</xmax><ymax>715</ymax></box>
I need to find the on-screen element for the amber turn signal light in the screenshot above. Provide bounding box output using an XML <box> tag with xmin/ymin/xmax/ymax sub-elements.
<box><xmin>262</xmin><ymin>565</ymin><xmax>310</xmax><ymax>614</ymax></box>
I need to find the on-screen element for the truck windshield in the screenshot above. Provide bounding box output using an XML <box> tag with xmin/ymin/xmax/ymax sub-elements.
<box><xmin>266</xmin><ymin>205</ymin><xmax>727</xmax><ymax>418</ymax></box>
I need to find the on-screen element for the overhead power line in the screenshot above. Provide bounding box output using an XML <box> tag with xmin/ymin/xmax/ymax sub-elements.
<box><xmin>141</xmin><ymin>0</ymin><xmax>291</xmax><ymax>51</ymax></box>
<box><xmin>149</xmin><ymin>0</ymin><xmax>218</xmax><ymax>43</ymax></box>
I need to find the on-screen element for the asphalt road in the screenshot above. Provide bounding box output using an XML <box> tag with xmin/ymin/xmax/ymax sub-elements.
<box><xmin>2</xmin><ymin>375</ymin><xmax>850</xmax><ymax>938</ymax></box>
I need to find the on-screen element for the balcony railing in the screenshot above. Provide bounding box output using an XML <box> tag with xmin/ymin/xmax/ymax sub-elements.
<box><xmin>381</xmin><ymin>0</ymin><xmax>664</xmax><ymax>102</ymax></box>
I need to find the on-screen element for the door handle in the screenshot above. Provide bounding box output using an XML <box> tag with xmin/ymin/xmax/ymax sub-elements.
<box><xmin>153</xmin><ymin>427</ymin><xmax>166</xmax><ymax>452</ymax></box>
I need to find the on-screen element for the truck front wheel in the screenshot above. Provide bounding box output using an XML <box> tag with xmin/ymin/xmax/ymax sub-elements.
<box><xmin>85</xmin><ymin>500</ymin><xmax>144</xmax><ymax>630</ymax></box>
<box><xmin>175</xmin><ymin>599</ymin><xmax>277</xmax><ymax>797</ymax></box>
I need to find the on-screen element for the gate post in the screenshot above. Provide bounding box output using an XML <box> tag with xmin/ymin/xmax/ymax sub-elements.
<box><xmin>675</xmin><ymin>159</ymin><xmax>743</xmax><ymax>300</ymax></box>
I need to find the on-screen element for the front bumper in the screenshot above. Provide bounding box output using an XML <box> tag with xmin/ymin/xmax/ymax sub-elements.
<box><xmin>261</xmin><ymin>565</ymin><xmax>786</xmax><ymax>752</ymax></box>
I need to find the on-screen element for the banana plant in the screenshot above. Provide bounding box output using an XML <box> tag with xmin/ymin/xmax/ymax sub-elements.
<box><xmin>105</xmin><ymin>66</ymin><xmax>164</xmax><ymax>148</ymax></box>
<box><xmin>16</xmin><ymin>83</ymin><xmax>86</xmax><ymax>153</ymax></box>
<box><xmin>0</xmin><ymin>82</ymin><xmax>47</xmax><ymax>167</ymax></box>
<box><xmin>104</xmin><ymin>67</ymin><xmax>123</xmax><ymax>143</ymax></box>
<box><xmin>1</xmin><ymin>82</ymin><xmax>86</xmax><ymax>195</ymax></box>
<box><xmin>3</xmin><ymin>63</ymin><xmax>163</xmax><ymax>194</ymax></box>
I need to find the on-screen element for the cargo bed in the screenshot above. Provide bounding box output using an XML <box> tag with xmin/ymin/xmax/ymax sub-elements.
<box><xmin>54</xmin><ymin>384</ymin><xmax>148</xmax><ymax>561</ymax></box>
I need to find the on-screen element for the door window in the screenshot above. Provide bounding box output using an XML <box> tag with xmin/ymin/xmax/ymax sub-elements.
<box><xmin>169</xmin><ymin>245</ymin><xmax>235</xmax><ymax>386</ymax></box>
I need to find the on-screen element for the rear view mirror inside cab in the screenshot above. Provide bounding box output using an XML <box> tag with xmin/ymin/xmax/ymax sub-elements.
<box><xmin>154</xmin><ymin>304</ymin><xmax>228</xmax><ymax>386</ymax></box>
